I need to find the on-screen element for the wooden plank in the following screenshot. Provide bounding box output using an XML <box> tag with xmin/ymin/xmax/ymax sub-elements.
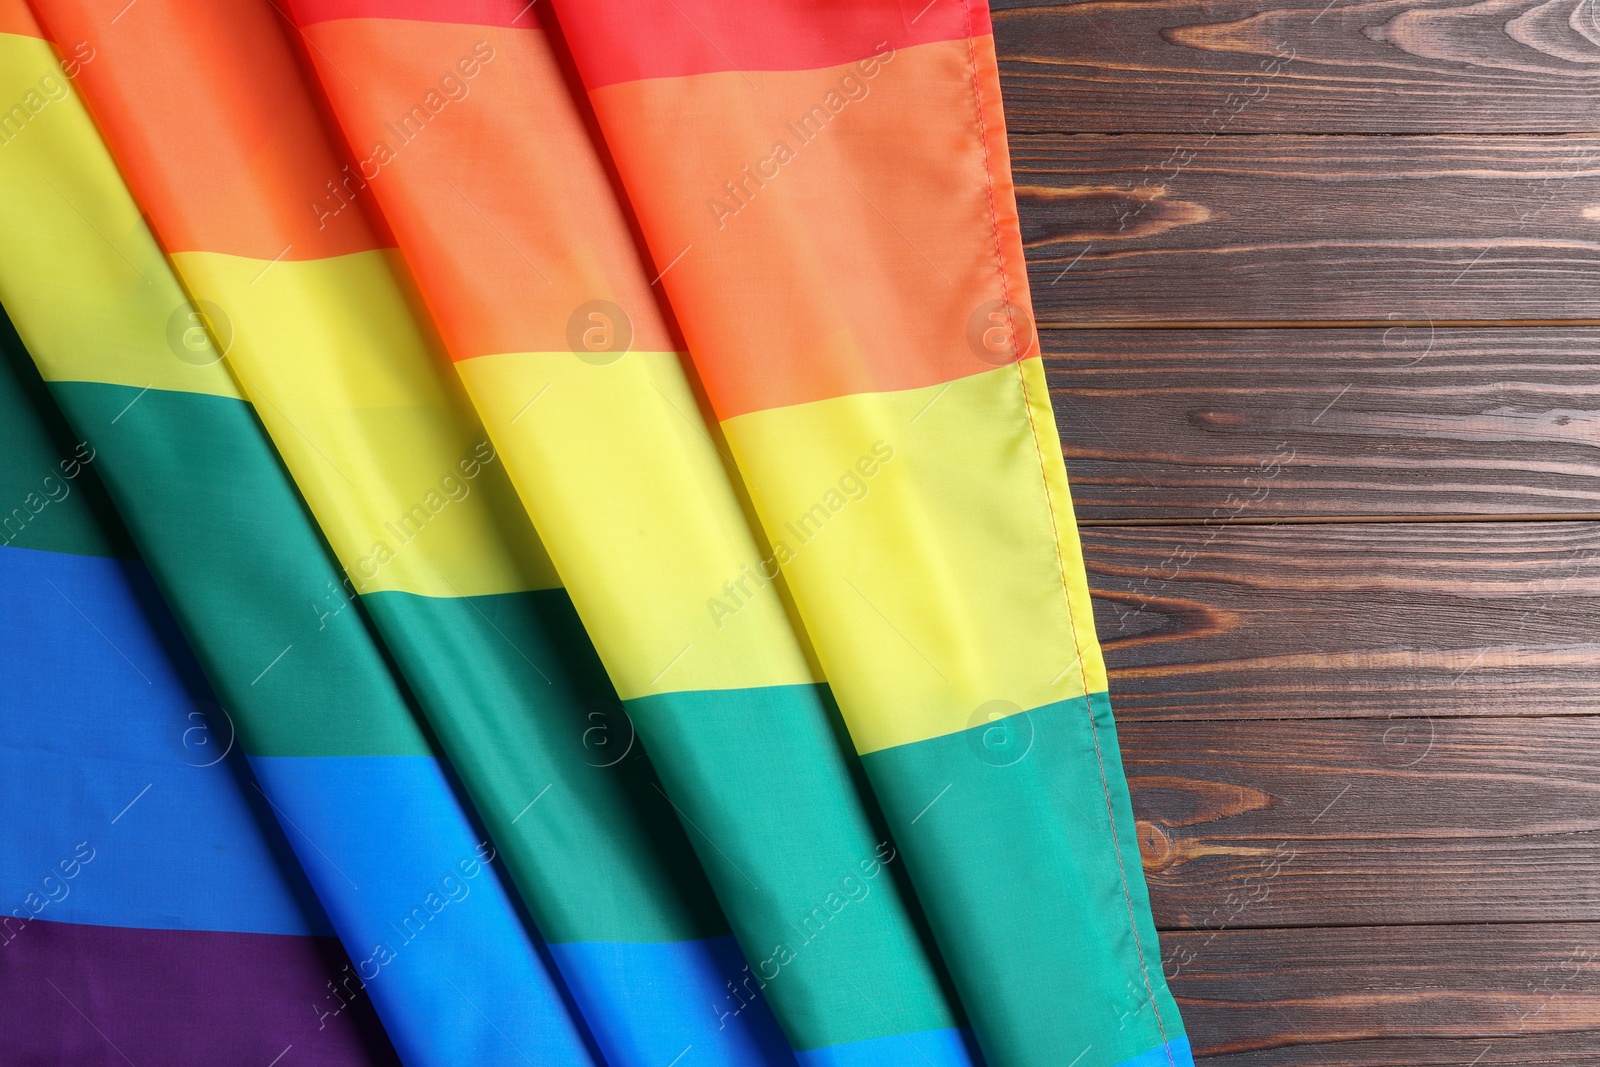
<box><xmin>1011</xmin><ymin>134</ymin><xmax>1600</xmax><ymax>325</ymax></box>
<box><xmin>1083</xmin><ymin>521</ymin><xmax>1600</xmax><ymax>721</ymax></box>
<box><xmin>1122</xmin><ymin>716</ymin><xmax>1600</xmax><ymax>929</ymax></box>
<box><xmin>993</xmin><ymin>0</ymin><xmax>1600</xmax><ymax>134</ymax></box>
<box><xmin>1166</xmin><ymin>923</ymin><xmax>1600</xmax><ymax>1064</ymax></box>
<box><xmin>1044</xmin><ymin>328</ymin><xmax>1600</xmax><ymax>522</ymax></box>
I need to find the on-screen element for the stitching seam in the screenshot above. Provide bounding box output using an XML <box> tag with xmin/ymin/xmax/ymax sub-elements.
<box><xmin>957</xmin><ymin>3</ymin><xmax>1176</xmax><ymax>1063</ymax></box>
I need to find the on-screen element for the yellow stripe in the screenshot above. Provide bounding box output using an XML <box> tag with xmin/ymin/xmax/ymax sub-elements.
<box><xmin>457</xmin><ymin>350</ymin><xmax>817</xmax><ymax>698</ymax></box>
<box><xmin>0</xmin><ymin>34</ymin><xmax>238</xmax><ymax>398</ymax></box>
<box><xmin>169</xmin><ymin>249</ymin><xmax>560</xmax><ymax>597</ymax></box>
<box><xmin>722</xmin><ymin>358</ymin><xmax>1106</xmax><ymax>754</ymax></box>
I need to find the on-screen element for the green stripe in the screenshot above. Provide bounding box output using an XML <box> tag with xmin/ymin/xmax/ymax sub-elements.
<box><xmin>861</xmin><ymin>691</ymin><xmax>1185</xmax><ymax>1067</ymax></box>
<box><xmin>627</xmin><ymin>683</ymin><xmax>963</xmax><ymax>1051</ymax></box>
<box><xmin>48</xmin><ymin>380</ymin><xmax>430</xmax><ymax>758</ymax></box>
<box><xmin>0</xmin><ymin>310</ymin><xmax>132</xmax><ymax>560</ymax></box>
<box><xmin>364</xmin><ymin>588</ymin><xmax>729</xmax><ymax>945</ymax></box>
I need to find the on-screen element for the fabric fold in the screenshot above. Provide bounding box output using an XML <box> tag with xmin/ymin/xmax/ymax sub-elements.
<box><xmin>285</xmin><ymin>1</ymin><xmax>979</xmax><ymax>1062</ymax></box>
<box><xmin>3</xmin><ymin>0</ymin><xmax>1197</xmax><ymax>1062</ymax></box>
<box><xmin>546</xmin><ymin>3</ymin><xmax>1192</xmax><ymax>1065</ymax></box>
<box><xmin>19</xmin><ymin>0</ymin><xmax>791</xmax><ymax>1062</ymax></box>
<box><xmin>0</xmin><ymin>310</ymin><xmax>398</xmax><ymax>1066</ymax></box>
<box><xmin>1</xmin><ymin>5</ymin><xmax>600</xmax><ymax>1063</ymax></box>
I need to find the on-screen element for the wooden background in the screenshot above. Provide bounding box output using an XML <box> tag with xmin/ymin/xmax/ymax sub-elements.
<box><xmin>998</xmin><ymin>0</ymin><xmax>1600</xmax><ymax>1062</ymax></box>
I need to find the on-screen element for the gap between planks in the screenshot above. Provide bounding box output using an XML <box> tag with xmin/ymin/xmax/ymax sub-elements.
<box><xmin>1038</xmin><ymin>319</ymin><xmax>1600</xmax><ymax>331</ymax></box>
<box><xmin>1082</xmin><ymin>513</ymin><xmax>1600</xmax><ymax>527</ymax></box>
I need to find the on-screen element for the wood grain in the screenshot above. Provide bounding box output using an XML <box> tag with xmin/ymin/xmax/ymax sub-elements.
<box><xmin>993</xmin><ymin>0</ymin><xmax>1600</xmax><ymax>134</ymax></box>
<box><xmin>1013</xmin><ymin>134</ymin><xmax>1600</xmax><ymax>325</ymax></box>
<box><xmin>1122</xmin><ymin>716</ymin><xmax>1600</xmax><ymax>928</ymax></box>
<box><xmin>1044</xmin><ymin>328</ymin><xmax>1600</xmax><ymax>522</ymax></box>
<box><xmin>1167</xmin><ymin>923</ymin><xmax>1600</xmax><ymax>1064</ymax></box>
<box><xmin>990</xmin><ymin>2</ymin><xmax>1600</xmax><ymax>1060</ymax></box>
<box><xmin>1083</xmin><ymin>521</ymin><xmax>1600</xmax><ymax>721</ymax></box>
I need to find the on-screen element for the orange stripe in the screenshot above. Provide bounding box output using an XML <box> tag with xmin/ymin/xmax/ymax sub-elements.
<box><xmin>588</xmin><ymin>34</ymin><xmax>1034</xmax><ymax>420</ymax></box>
<box><xmin>302</xmin><ymin>17</ymin><xmax>678</xmax><ymax>359</ymax></box>
<box><xmin>31</xmin><ymin>0</ymin><xmax>386</xmax><ymax>259</ymax></box>
<box><xmin>0</xmin><ymin>0</ymin><xmax>42</xmax><ymax>38</ymax></box>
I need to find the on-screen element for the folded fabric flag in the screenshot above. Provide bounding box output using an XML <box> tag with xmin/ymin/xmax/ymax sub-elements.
<box><xmin>2</xmin><ymin>0</ymin><xmax>1194</xmax><ymax>1064</ymax></box>
<box><xmin>0</xmin><ymin>315</ymin><xmax>398</xmax><ymax>1066</ymax></box>
<box><xmin>548</xmin><ymin>4</ymin><xmax>1191</xmax><ymax>1065</ymax></box>
<box><xmin>287</xmin><ymin>2</ymin><xmax>977</xmax><ymax>1063</ymax></box>
<box><xmin>0</xmin><ymin>6</ymin><xmax>600</xmax><ymax>1062</ymax></box>
<box><xmin>21</xmin><ymin>0</ymin><xmax>793</xmax><ymax>1063</ymax></box>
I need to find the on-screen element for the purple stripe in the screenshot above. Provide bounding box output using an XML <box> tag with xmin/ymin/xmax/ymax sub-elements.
<box><xmin>1</xmin><ymin>919</ymin><xmax>398</xmax><ymax>1066</ymax></box>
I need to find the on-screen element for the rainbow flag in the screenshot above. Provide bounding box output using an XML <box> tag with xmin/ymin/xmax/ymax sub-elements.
<box><xmin>0</xmin><ymin>1</ymin><xmax>1192</xmax><ymax>1065</ymax></box>
<box><xmin>0</xmin><ymin>315</ymin><xmax>397</xmax><ymax>1065</ymax></box>
<box><xmin>0</xmin><ymin>6</ymin><xmax>600</xmax><ymax>1061</ymax></box>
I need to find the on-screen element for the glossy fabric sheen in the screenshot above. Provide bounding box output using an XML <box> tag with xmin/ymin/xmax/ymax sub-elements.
<box><xmin>456</xmin><ymin>350</ymin><xmax>816</xmax><ymax>698</ymax></box>
<box><xmin>35</xmin><ymin>0</ymin><xmax>388</xmax><ymax>260</ymax></box>
<box><xmin>549</xmin><ymin>936</ymin><xmax>796</xmax><ymax>1066</ymax></box>
<box><xmin>287</xmin><ymin>2</ymin><xmax>978</xmax><ymax>1059</ymax></box>
<box><xmin>167</xmin><ymin>248</ymin><xmax>559</xmax><ymax>600</ymax></box>
<box><xmin>861</xmin><ymin>694</ymin><xmax>1184</xmax><ymax>1066</ymax></box>
<box><xmin>554</xmin><ymin>0</ymin><xmax>988</xmax><ymax>88</ymax></box>
<box><xmin>723</xmin><ymin>360</ymin><xmax>1106</xmax><ymax>754</ymax></box>
<box><xmin>51</xmin><ymin>382</ymin><xmax>434</xmax><ymax>756</ymax></box>
<box><xmin>0</xmin><ymin>10</ymin><xmax>601</xmax><ymax>1061</ymax></box>
<box><xmin>364</xmin><ymin>588</ymin><xmax>728</xmax><ymax>945</ymax></box>
<box><xmin>17</xmin><ymin>4</ymin><xmax>782</xmax><ymax>1065</ymax></box>
<box><xmin>295</xmin><ymin>16</ymin><xmax>680</xmax><ymax>361</ymax></box>
<box><xmin>3</xmin><ymin>0</ymin><xmax>1193</xmax><ymax>1063</ymax></box>
<box><xmin>248</xmin><ymin>754</ymin><xmax>598</xmax><ymax>1066</ymax></box>
<box><xmin>627</xmin><ymin>685</ymin><xmax>965</xmax><ymax>1049</ymax></box>
<box><xmin>0</xmin><ymin>328</ymin><xmax>396</xmax><ymax>1066</ymax></box>
<box><xmin>578</xmin><ymin>39</ymin><xmax>1029</xmax><ymax>420</ymax></box>
<box><xmin>1</xmin><ymin>545</ymin><xmax>329</xmax><ymax>936</ymax></box>
<box><xmin>549</xmin><ymin>2</ymin><xmax>1190</xmax><ymax>1064</ymax></box>
<box><xmin>0</xmin><ymin>35</ymin><xmax>242</xmax><ymax>399</ymax></box>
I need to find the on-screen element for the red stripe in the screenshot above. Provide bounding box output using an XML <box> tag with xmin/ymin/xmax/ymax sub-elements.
<box><xmin>285</xmin><ymin>0</ymin><xmax>539</xmax><ymax>28</ymax></box>
<box><xmin>552</xmin><ymin>0</ymin><xmax>988</xmax><ymax>90</ymax></box>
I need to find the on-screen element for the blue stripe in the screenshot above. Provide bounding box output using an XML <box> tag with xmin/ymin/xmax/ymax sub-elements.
<box><xmin>0</xmin><ymin>544</ymin><xmax>216</xmax><ymax>760</ymax></box>
<box><xmin>549</xmin><ymin>935</ymin><xmax>796</xmax><ymax>1066</ymax></box>
<box><xmin>0</xmin><ymin>545</ymin><xmax>329</xmax><ymax>936</ymax></box>
<box><xmin>249</xmin><ymin>754</ymin><xmax>601</xmax><ymax>1067</ymax></box>
<box><xmin>795</xmin><ymin>1028</ymin><xmax>982</xmax><ymax>1067</ymax></box>
<box><xmin>1114</xmin><ymin>1037</ymin><xmax>1193</xmax><ymax>1067</ymax></box>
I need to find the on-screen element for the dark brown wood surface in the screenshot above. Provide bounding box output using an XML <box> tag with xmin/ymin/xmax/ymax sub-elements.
<box><xmin>1013</xmin><ymin>135</ymin><xmax>1600</xmax><ymax>325</ymax></box>
<box><xmin>1013</xmin><ymin>0</ymin><xmax>1600</xmax><ymax>1060</ymax></box>
<box><xmin>1085</xmin><ymin>521</ymin><xmax>1600</xmax><ymax>721</ymax></box>
<box><xmin>994</xmin><ymin>0</ymin><xmax>1600</xmax><ymax>134</ymax></box>
<box><xmin>1045</xmin><ymin>329</ymin><xmax>1600</xmax><ymax>522</ymax></box>
<box><xmin>1167</xmin><ymin>924</ymin><xmax>1600</xmax><ymax>1063</ymax></box>
<box><xmin>1122</xmin><ymin>715</ymin><xmax>1600</xmax><ymax>927</ymax></box>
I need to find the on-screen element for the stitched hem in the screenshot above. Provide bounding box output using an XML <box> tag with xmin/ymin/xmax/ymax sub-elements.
<box><xmin>955</xmin><ymin>4</ymin><xmax>1175</xmax><ymax>1064</ymax></box>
